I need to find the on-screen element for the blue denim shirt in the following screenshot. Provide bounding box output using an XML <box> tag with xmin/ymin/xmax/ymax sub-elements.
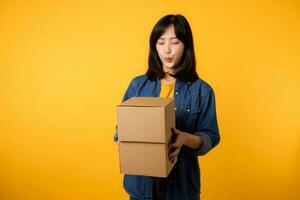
<box><xmin>114</xmin><ymin>75</ymin><xmax>220</xmax><ymax>200</ymax></box>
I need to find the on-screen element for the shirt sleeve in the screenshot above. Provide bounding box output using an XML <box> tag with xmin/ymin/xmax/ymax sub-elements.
<box><xmin>113</xmin><ymin>78</ymin><xmax>137</xmax><ymax>142</ymax></box>
<box><xmin>194</xmin><ymin>88</ymin><xmax>220</xmax><ymax>156</ymax></box>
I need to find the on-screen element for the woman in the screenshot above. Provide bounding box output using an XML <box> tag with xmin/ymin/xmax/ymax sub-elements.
<box><xmin>114</xmin><ymin>14</ymin><xmax>220</xmax><ymax>200</ymax></box>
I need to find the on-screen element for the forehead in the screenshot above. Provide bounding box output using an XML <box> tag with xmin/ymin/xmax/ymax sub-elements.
<box><xmin>159</xmin><ymin>25</ymin><xmax>177</xmax><ymax>39</ymax></box>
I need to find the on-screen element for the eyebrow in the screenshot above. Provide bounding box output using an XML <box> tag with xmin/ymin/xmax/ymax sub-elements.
<box><xmin>158</xmin><ymin>37</ymin><xmax>178</xmax><ymax>40</ymax></box>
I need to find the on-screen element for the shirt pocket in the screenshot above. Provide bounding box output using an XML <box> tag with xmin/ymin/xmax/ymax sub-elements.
<box><xmin>180</xmin><ymin>102</ymin><xmax>201</xmax><ymax>131</ymax></box>
<box><xmin>181</xmin><ymin>103</ymin><xmax>201</xmax><ymax>114</ymax></box>
<box><xmin>182</xmin><ymin>92</ymin><xmax>201</xmax><ymax>114</ymax></box>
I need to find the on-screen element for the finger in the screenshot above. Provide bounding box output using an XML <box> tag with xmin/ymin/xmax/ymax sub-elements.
<box><xmin>169</xmin><ymin>148</ymin><xmax>180</xmax><ymax>158</ymax></box>
<box><xmin>170</xmin><ymin>156</ymin><xmax>177</xmax><ymax>163</ymax></box>
<box><xmin>168</xmin><ymin>144</ymin><xmax>180</xmax><ymax>154</ymax></box>
<box><xmin>171</xmin><ymin>157</ymin><xmax>178</xmax><ymax>164</ymax></box>
<box><xmin>170</xmin><ymin>156</ymin><xmax>175</xmax><ymax>163</ymax></box>
<box><xmin>171</xmin><ymin>127</ymin><xmax>180</xmax><ymax>135</ymax></box>
<box><xmin>172</xmin><ymin>128</ymin><xmax>179</xmax><ymax>136</ymax></box>
<box><xmin>169</xmin><ymin>153</ymin><xmax>176</xmax><ymax>161</ymax></box>
<box><xmin>171</xmin><ymin>157</ymin><xmax>177</xmax><ymax>163</ymax></box>
<box><xmin>169</xmin><ymin>143</ymin><xmax>177</xmax><ymax>149</ymax></box>
<box><xmin>169</xmin><ymin>142</ymin><xmax>182</xmax><ymax>149</ymax></box>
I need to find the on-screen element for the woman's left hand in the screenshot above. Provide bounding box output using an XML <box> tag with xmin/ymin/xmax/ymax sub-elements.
<box><xmin>168</xmin><ymin>128</ymin><xmax>186</xmax><ymax>164</ymax></box>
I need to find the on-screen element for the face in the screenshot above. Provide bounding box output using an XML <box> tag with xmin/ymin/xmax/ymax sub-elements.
<box><xmin>156</xmin><ymin>24</ymin><xmax>184</xmax><ymax>74</ymax></box>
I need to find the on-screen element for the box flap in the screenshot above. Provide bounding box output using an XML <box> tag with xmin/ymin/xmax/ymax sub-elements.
<box><xmin>118</xmin><ymin>97</ymin><xmax>172</xmax><ymax>107</ymax></box>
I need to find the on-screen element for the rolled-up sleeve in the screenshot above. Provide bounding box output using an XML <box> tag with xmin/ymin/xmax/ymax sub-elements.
<box><xmin>194</xmin><ymin>89</ymin><xmax>220</xmax><ymax>156</ymax></box>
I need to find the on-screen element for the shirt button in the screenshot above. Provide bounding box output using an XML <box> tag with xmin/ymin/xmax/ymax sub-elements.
<box><xmin>187</xmin><ymin>109</ymin><xmax>190</xmax><ymax>112</ymax></box>
<box><xmin>175</xmin><ymin>92</ymin><xmax>178</xmax><ymax>95</ymax></box>
<box><xmin>174</xmin><ymin>107</ymin><xmax>177</xmax><ymax>110</ymax></box>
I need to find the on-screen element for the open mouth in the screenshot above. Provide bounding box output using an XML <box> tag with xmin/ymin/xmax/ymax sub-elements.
<box><xmin>165</xmin><ymin>58</ymin><xmax>173</xmax><ymax>63</ymax></box>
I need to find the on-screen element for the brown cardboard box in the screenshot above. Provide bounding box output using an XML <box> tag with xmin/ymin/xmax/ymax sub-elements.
<box><xmin>117</xmin><ymin>97</ymin><xmax>176</xmax><ymax>177</ymax></box>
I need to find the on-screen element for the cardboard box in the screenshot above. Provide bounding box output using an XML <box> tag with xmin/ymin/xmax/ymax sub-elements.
<box><xmin>117</xmin><ymin>97</ymin><xmax>176</xmax><ymax>177</ymax></box>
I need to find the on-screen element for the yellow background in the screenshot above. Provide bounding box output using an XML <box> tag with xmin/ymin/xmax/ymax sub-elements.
<box><xmin>0</xmin><ymin>0</ymin><xmax>299</xmax><ymax>199</ymax></box>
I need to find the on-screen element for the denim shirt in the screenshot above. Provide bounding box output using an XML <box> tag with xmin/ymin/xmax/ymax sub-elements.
<box><xmin>114</xmin><ymin>75</ymin><xmax>220</xmax><ymax>200</ymax></box>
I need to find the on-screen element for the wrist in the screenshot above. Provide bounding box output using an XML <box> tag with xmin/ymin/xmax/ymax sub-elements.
<box><xmin>180</xmin><ymin>132</ymin><xmax>189</xmax><ymax>146</ymax></box>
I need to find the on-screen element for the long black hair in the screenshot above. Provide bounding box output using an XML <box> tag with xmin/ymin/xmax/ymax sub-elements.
<box><xmin>146</xmin><ymin>14</ymin><xmax>199</xmax><ymax>82</ymax></box>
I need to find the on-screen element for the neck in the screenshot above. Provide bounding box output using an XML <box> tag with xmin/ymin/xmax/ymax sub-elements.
<box><xmin>161</xmin><ymin>73</ymin><xmax>176</xmax><ymax>84</ymax></box>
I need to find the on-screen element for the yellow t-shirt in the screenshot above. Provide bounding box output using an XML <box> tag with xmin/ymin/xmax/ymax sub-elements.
<box><xmin>159</xmin><ymin>79</ymin><xmax>176</xmax><ymax>98</ymax></box>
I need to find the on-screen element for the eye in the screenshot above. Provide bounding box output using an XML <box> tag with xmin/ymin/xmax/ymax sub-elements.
<box><xmin>171</xmin><ymin>39</ymin><xmax>180</xmax><ymax>44</ymax></box>
<box><xmin>157</xmin><ymin>42</ymin><xmax>164</xmax><ymax>45</ymax></box>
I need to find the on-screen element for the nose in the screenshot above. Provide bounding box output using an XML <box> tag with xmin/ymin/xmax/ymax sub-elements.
<box><xmin>164</xmin><ymin>43</ymin><xmax>171</xmax><ymax>54</ymax></box>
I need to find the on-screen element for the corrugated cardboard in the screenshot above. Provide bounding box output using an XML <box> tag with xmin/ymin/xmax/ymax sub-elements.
<box><xmin>117</xmin><ymin>97</ymin><xmax>176</xmax><ymax>177</ymax></box>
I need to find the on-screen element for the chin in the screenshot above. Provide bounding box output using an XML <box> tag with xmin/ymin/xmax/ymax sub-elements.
<box><xmin>164</xmin><ymin>63</ymin><xmax>175</xmax><ymax>69</ymax></box>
